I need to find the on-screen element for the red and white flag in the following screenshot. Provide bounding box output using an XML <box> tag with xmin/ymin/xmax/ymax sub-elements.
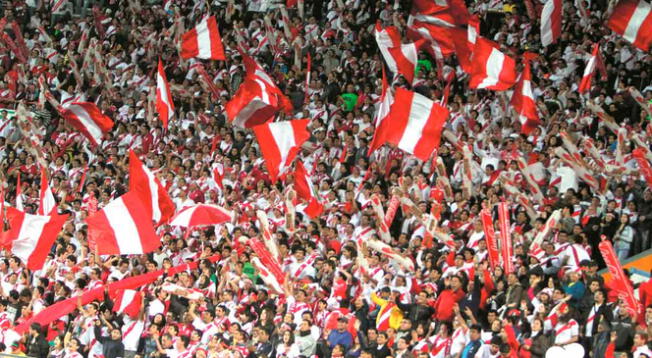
<box><xmin>226</xmin><ymin>54</ymin><xmax>293</xmax><ymax>128</ymax></box>
<box><xmin>59</xmin><ymin>102</ymin><xmax>114</xmax><ymax>147</ymax></box>
<box><xmin>607</xmin><ymin>0</ymin><xmax>652</xmax><ymax>51</ymax></box>
<box><xmin>38</xmin><ymin>166</ymin><xmax>56</xmax><ymax>216</ymax></box>
<box><xmin>498</xmin><ymin>202</ymin><xmax>514</xmax><ymax>274</ymax></box>
<box><xmin>510</xmin><ymin>61</ymin><xmax>540</xmax><ymax>134</ymax></box>
<box><xmin>599</xmin><ymin>239</ymin><xmax>642</xmax><ymax>318</ymax></box>
<box><xmin>180</xmin><ymin>15</ymin><xmax>226</xmax><ymax>60</ymax></box>
<box><xmin>212</xmin><ymin>164</ymin><xmax>224</xmax><ymax>191</ymax></box>
<box><xmin>169</xmin><ymin>204</ymin><xmax>234</xmax><ymax>227</ymax></box>
<box><xmin>375</xmin><ymin>22</ymin><xmax>424</xmax><ymax>84</ymax></box>
<box><xmin>406</xmin><ymin>20</ymin><xmax>454</xmax><ymax>62</ymax></box>
<box><xmin>304</xmin><ymin>53</ymin><xmax>311</xmax><ymax>103</ymax></box>
<box><xmin>156</xmin><ymin>59</ymin><xmax>174</xmax><ymax>128</ymax></box>
<box><xmin>252</xmin><ymin>119</ymin><xmax>310</xmax><ymax>182</ymax></box>
<box><xmin>451</xmin><ymin>16</ymin><xmax>480</xmax><ymax>73</ymax></box>
<box><xmin>540</xmin><ymin>0</ymin><xmax>562</xmax><ymax>47</ymax></box>
<box><xmin>294</xmin><ymin>161</ymin><xmax>323</xmax><ymax>218</ymax></box>
<box><xmin>369</xmin><ymin>87</ymin><xmax>449</xmax><ymax>161</ymax></box>
<box><xmin>469</xmin><ymin>38</ymin><xmax>517</xmax><ymax>91</ymax></box>
<box><xmin>112</xmin><ymin>289</ymin><xmax>143</xmax><ymax>318</ymax></box>
<box><xmin>86</xmin><ymin>191</ymin><xmax>160</xmax><ymax>255</ymax></box>
<box><xmin>412</xmin><ymin>0</ymin><xmax>449</xmax><ymax>14</ymax></box>
<box><xmin>578</xmin><ymin>43</ymin><xmax>602</xmax><ymax>93</ymax></box>
<box><xmin>15</xmin><ymin>172</ymin><xmax>23</xmax><ymax>211</ymax></box>
<box><xmin>129</xmin><ymin>151</ymin><xmax>175</xmax><ymax>226</ymax></box>
<box><xmin>4</xmin><ymin>208</ymin><xmax>68</xmax><ymax>270</ymax></box>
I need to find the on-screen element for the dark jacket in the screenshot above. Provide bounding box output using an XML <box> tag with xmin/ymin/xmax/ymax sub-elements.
<box><xmin>26</xmin><ymin>333</ymin><xmax>50</xmax><ymax>358</ymax></box>
<box><xmin>529</xmin><ymin>332</ymin><xmax>552</xmax><ymax>358</ymax></box>
<box><xmin>395</xmin><ymin>300</ymin><xmax>436</xmax><ymax>326</ymax></box>
<box><xmin>585</xmin><ymin>303</ymin><xmax>613</xmax><ymax>337</ymax></box>
<box><xmin>94</xmin><ymin>326</ymin><xmax>125</xmax><ymax>358</ymax></box>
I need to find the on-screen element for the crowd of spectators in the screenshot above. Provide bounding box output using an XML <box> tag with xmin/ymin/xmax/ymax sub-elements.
<box><xmin>0</xmin><ymin>0</ymin><xmax>650</xmax><ymax>357</ymax></box>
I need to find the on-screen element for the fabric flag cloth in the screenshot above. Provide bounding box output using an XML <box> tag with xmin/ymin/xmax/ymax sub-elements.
<box><xmin>59</xmin><ymin>102</ymin><xmax>114</xmax><ymax>147</ymax></box>
<box><xmin>180</xmin><ymin>15</ymin><xmax>226</xmax><ymax>60</ymax></box>
<box><xmin>304</xmin><ymin>53</ymin><xmax>311</xmax><ymax>103</ymax></box>
<box><xmin>15</xmin><ymin>171</ymin><xmax>23</xmax><ymax>211</ymax></box>
<box><xmin>169</xmin><ymin>204</ymin><xmax>234</xmax><ymax>227</ymax></box>
<box><xmin>112</xmin><ymin>289</ymin><xmax>143</xmax><ymax>318</ymax></box>
<box><xmin>510</xmin><ymin>61</ymin><xmax>540</xmax><ymax>134</ymax></box>
<box><xmin>498</xmin><ymin>202</ymin><xmax>514</xmax><ymax>274</ymax></box>
<box><xmin>599</xmin><ymin>239</ymin><xmax>641</xmax><ymax>317</ymax></box>
<box><xmin>86</xmin><ymin>191</ymin><xmax>160</xmax><ymax>255</ymax></box>
<box><xmin>469</xmin><ymin>38</ymin><xmax>517</xmax><ymax>91</ymax></box>
<box><xmin>450</xmin><ymin>16</ymin><xmax>480</xmax><ymax>74</ymax></box>
<box><xmin>226</xmin><ymin>54</ymin><xmax>293</xmax><ymax>128</ymax></box>
<box><xmin>4</xmin><ymin>208</ymin><xmax>68</xmax><ymax>270</ymax></box>
<box><xmin>38</xmin><ymin>166</ymin><xmax>56</xmax><ymax>216</ymax></box>
<box><xmin>578</xmin><ymin>43</ymin><xmax>601</xmax><ymax>93</ymax></box>
<box><xmin>406</xmin><ymin>19</ymin><xmax>455</xmax><ymax>61</ymax></box>
<box><xmin>369</xmin><ymin>87</ymin><xmax>449</xmax><ymax>161</ymax></box>
<box><xmin>156</xmin><ymin>59</ymin><xmax>174</xmax><ymax>128</ymax></box>
<box><xmin>607</xmin><ymin>0</ymin><xmax>652</xmax><ymax>51</ymax></box>
<box><xmin>14</xmin><ymin>255</ymin><xmax>221</xmax><ymax>334</ymax></box>
<box><xmin>294</xmin><ymin>161</ymin><xmax>323</xmax><ymax>218</ymax></box>
<box><xmin>633</xmin><ymin>148</ymin><xmax>652</xmax><ymax>188</ymax></box>
<box><xmin>375</xmin><ymin>22</ymin><xmax>424</xmax><ymax>84</ymax></box>
<box><xmin>480</xmin><ymin>209</ymin><xmax>500</xmax><ymax>272</ymax></box>
<box><xmin>252</xmin><ymin>119</ymin><xmax>310</xmax><ymax>182</ymax></box>
<box><xmin>129</xmin><ymin>150</ymin><xmax>175</xmax><ymax>226</ymax></box>
<box><xmin>540</xmin><ymin>0</ymin><xmax>562</xmax><ymax>47</ymax></box>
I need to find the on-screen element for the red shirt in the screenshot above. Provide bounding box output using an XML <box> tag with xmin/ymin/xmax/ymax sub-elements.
<box><xmin>433</xmin><ymin>288</ymin><xmax>464</xmax><ymax>322</ymax></box>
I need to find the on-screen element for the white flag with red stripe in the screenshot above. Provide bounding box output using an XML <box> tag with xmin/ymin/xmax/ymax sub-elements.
<box><xmin>112</xmin><ymin>289</ymin><xmax>143</xmax><ymax>318</ymax></box>
<box><xmin>375</xmin><ymin>22</ymin><xmax>424</xmax><ymax>84</ymax></box>
<box><xmin>369</xmin><ymin>87</ymin><xmax>449</xmax><ymax>161</ymax></box>
<box><xmin>294</xmin><ymin>161</ymin><xmax>323</xmax><ymax>218</ymax></box>
<box><xmin>180</xmin><ymin>15</ymin><xmax>226</xmax><ymax>60</ymax></box>
<box><xmin>4</xmin><ymin>208</ymin><xmax>68</xmax><ymax>270</ymax></box>
<box><xmin>129</xmin><ymin>150</ymin><xmax>175</xmax><ymax>226</ymax></box>
<box><xmin>510</xmin><ymin>61</ymin><xmax>540</xmax><ymax>134</ymax></box>
<box><xmin>252</xmin><ymin>119</ymin><xmax>310</xmax><ymax>182</ymax></box>
<box><xmin>540</xmin><ymin>0</ymin><xmax>562</xmax><ymax>47</ymax></box>
<box><xmin>578</xmin><ymin>43</ymin><xmax>601</xmax><ymax>93</ymax></box>
<box><xmin>607</xmin><ymin>0</ymin><xmax>652</xmax><ymax>51</ymax></box>
<box><xmin>469</xmin><ymin>38</ymin><xmax>517</xmax><ymax>91</ymax></box>
<box><xmin>406</xmin><ymin>19</ymin><xmax>454</xmax><ymax>61</ymax></box>
<box><xmin>59</xmin><ymin>102</ymin><xmax>114</xmax><ymax>147</ymax></box>
<box><xmin>86</xmin><ymin>191</ymin><xmax>161</xmax><ymax>255</ymax></box>
<box><xmin>38</xmin><ymin>166</ymin><xmax>56</xmax><ymax>216</ymax></box>
<box><xmin>156</xmin><ymin>59</ymin><xmax>174</xmax><ymax>129</ymax></box>
<box><xmin>226</xmin><ymin>54</ymin><xmax>293</xmax><ymax>128</ymax></box>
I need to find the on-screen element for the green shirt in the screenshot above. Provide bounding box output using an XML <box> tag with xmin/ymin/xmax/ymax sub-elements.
<box><xmin>341</xmin><ymin>93</ymin><xmax>358</xmax><ymax>112</ymax></box>
<box><xmin>416</xmin><ymin>59</ymin><xmax>432</xmax><ymax>76</ymax></box>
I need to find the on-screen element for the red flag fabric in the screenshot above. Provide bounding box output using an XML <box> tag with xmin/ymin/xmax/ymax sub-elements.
<box><xmin>599</xmin><ymin>239</ymin><xmax>641</xmax><ymax>318</ymax></box>
<box><xmin>129</xmin><ymin>150</ymin><xmax>175</xmax><ymax>226</ymax></box>
<box><xmin>510</xmin><ymin>61</ymin><xmax>540</xmax><ymax>134</ymax></box>
<box><xmin>369</xmin><ymin>87</ymin><xmax>449</xmax><ymax>161</ymax></box>
<box><xmin>406</xmin><ymin>20</ymin><xmax>455</xmax><ymax>60</ymax></box>
<box><xmin>169</xmin><ymin>204</ymin><xmax>234</xmax><ymax>227</ymax></box>
<box><xmin>4</xmin><ymin>208</ymin><xmax>69</xmax><ymax>270</ymax></box>
<box><xmin>451</xmin><ymin>16</ymin><xmax>480</xmax><ymax>74</ymax></box>
<box><xmin>480</xmin><ymin>208</ymin><xmax>500</xmax><ymax>272</ymax></box>
<box><xmin>86</xmin><ymin>191</ymin><xmax>160</xmax><ymax>255</ymax></box>
<box><xmin>498</xmin><ymin>202</ymin><xmax>514</xmax><ymax>274</ymax></box>
<box><xmin>578</xmin><ymin>43</ymin><xmax>601</xmax><ymax>93</ymax></box>
<box><xmin>375</xmin><ymin>22</ymin><xmax>424</xmax><ymax>84</ymax></box>
<box><xmin>294</xmin><ymin>161</ymin><xmax>323</xmax><ymax>218</ymax></box>
<box><xmin>252</xmin><ymin>119</ymin><xmax>310</xmax><ymax>182</ymax></box>
<box><xmin>633</xmin><ymin>148</ymin><xmax>652</xmax><ymax>188</ymax></box>
<box><xmin>59</xmin><ymin>102</ymin><xmax>114</xmax><ymax>147</ymax></box>
<box><xmin>469</xmin><ymin>38</ymin><xmax>517</xmax><ymax>91</ymax></box>
<box><xmin>112</xmin><ymin>289</ymin><xmax>143</xmax><ymax>318</ymax></box>
<box><xmin>38</xmin><ymin>166</ymin><xmax>56</xmax><ymax>216</ymax></box>
<box><xmin>226</xmin><ymin>54</ymin><xmax>293</xmax><ymax>128</ymax></box>
<box><xmin>180</xmin><ymin>16</ymin><xmax>226</xmax><ymax>60</ymax></box>
<box><xmin>156</xmin><ymin>59</ymin><xmax>174</xmax><ymax>128</ymax></box>
<box><xmin>540</xmin><ymin>0</ymin><xmax>562</xmax><ymax>47</ymax></box>
<box><xmin>607</xmin><ymin>0</ymin><xmax>652</xmax><ymax>51</ymax></box>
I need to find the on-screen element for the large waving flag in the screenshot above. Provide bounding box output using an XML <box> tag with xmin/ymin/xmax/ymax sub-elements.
<box><xmin>252</xmin><ymin>120</ymin><xmax>310</xmax><ymax>182</ymax></box>
<box><xmin>180</xmin><ymin>15</ymin><xmax>226</xmax><ymax>60</ymax></box>
<box><xmin>129</xmin><ymin>151</ymin><xmax>175</xmax><ymax>226</ymax></box>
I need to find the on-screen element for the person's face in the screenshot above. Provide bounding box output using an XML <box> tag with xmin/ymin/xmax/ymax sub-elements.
<box><xmin>377</xmin><ymin>334</ymin><xmax>386</xmax><ymax>344</ymax></box>
<box><xmin>470</xmin><ymin>328</ymin><xmax>481</xmax><ymax>340</ymax></box>
<box><xmin>111</xmin><ymin>329</ymin><xmax>121</xmax><ymax>340</ymax></box>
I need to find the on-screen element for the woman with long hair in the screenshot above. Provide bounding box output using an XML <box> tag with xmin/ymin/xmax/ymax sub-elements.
<box><xmin>614</xmin><ymin>214</ymin><xmax>635</xmax><ymax>260</ymax></box>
